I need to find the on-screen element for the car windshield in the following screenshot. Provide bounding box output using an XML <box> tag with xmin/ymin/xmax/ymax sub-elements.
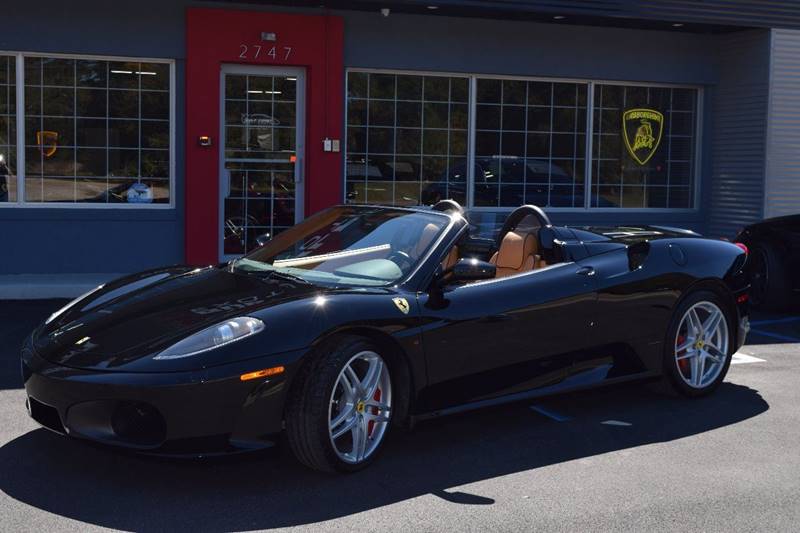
<box><xmin>232</xmin><ymin>206</ymin><xmax>451</xmax><ymax>287</ymax></box>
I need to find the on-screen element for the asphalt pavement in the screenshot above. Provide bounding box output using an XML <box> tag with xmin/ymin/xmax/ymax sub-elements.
<box><xmin>0</xmin><ymin>300</ymin><xmax>798</xmax><ymax>532</ymax></box>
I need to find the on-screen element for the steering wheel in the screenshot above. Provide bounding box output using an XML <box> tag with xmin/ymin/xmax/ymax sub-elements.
<box><xmin>388</xmin><ymin>250</ymin><xmax>414</xmax><ymax>270</ymax></box>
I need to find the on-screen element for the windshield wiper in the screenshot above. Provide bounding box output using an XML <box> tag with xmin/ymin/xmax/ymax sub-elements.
<box><xmin>232</xmin><ymin>260</ymin><xmax>313</xmax><ymax>286</ymax></box>
<box><xmin>254</xmin><ymin>268</ymin><xmax>313</xmax><ymax>286</ymax></box>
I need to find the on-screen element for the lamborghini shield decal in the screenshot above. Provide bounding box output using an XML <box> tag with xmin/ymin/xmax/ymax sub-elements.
<box><xmin>622</xmin><ymin>109</ymin><xmax>664</xmax><ymax>165</ymax></box>
<box><xmin>36</xmin><ymin>130</ymin><xmax>59</xmax><ymax>158</ymax></box>
<box><xmin>392</xmin><ymin>297</ymin><xmax>410</xmax><ymax>315</ymax></box>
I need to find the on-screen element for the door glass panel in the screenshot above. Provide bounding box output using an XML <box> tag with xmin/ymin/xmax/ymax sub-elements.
<box><xmin>222</xmin><ymin>73</ymin><xmax>299</xmax><ymax>256</ymax></box>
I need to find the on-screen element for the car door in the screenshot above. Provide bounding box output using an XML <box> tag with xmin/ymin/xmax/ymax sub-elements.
<box><xmin>416</xmin><ymin>260</ymin><xmax>599</xmax><ymax>411</ymax></box>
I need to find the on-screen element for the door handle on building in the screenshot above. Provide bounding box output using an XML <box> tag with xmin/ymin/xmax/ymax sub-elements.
<box><xmin>295</xmin><ymin>156</ymin><xmax>303</xmax><ymax>184</ymax></box>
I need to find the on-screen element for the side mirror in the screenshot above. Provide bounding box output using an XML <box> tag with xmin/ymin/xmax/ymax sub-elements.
<box><xmin>255</xmin><ymin>232</ymin><xmax>272</xmax><ymax>247</ymax></box>
<box><xmin>449</xmin><ymin>258</ymin><xmax>496</xmax><ymax>282</ymax></box>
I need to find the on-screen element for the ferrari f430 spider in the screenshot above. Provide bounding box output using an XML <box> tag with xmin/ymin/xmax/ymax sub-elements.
<box><xmin>22</xmin><ymin>201</ymin><xmax>750</xmax><ymax>472</ymax></box>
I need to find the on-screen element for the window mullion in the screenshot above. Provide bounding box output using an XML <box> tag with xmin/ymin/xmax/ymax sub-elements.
<box><xmin>15</xmin><ymin>53</ymin><xmax>24</xmax><ymax>205</ymax></box>
<box><xmin>584</xmin><ymin>81</ymin><xmax>594</xmax><ymax>210</ymax></box>
<box><xmin>466</xmin><ymin>76</ymin><xmax>476</xmax><ymax>209</ymax></box>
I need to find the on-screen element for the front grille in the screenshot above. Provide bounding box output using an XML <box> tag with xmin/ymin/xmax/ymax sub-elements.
<box><xmin>110</xmin><ymin>402</ymin><xmax>166</xmax><ymax>446</ymax></box>
<box><xmin>28</xmin><ymin>397</ymin><xmax>66</xmax><ymax>434</ymax></box>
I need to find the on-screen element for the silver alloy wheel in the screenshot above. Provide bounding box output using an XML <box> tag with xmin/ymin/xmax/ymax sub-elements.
<box><xmin>328</xmin><ymin>350</ymin><xmax>392</xmax><ymax>464</ymax></box>
<box><xmin>674</xmin><ymin>301</ymin><xmax>730</xmax><ymax>389</ymax></box>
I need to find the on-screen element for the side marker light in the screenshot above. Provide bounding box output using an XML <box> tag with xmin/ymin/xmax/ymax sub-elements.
<box><xmin>240</xmin><ymin>366</ymin><xmax>285</xmax><ymax>381</ymax></box>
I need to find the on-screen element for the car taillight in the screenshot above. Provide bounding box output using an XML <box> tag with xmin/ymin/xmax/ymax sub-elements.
<box><xmin>734</xmin><ymin>242</ymin><xmax>749</xmax><ymax>255</ymax></box>
<box><xmin>737</xmin><ymin>293</ymin><xmax>749</xmax><ymax>304</ymax></box>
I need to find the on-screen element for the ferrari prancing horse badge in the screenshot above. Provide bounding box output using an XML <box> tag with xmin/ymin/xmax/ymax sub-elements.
<box><xmin>392</xmin><ymin>297</ymin><xmax>410</xmax><ymax>315</ymax></box>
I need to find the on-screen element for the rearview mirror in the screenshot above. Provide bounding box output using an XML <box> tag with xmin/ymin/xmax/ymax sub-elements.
<box><xmin>449</xmin><ymin>258</ymin><xmax>496</xmax><ymax>282</ymax></box>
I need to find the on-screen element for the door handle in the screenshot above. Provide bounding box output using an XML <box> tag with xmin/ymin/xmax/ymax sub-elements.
<box><xmin>295</xmin><ymin>156</ymin><xmax>303</xmax><ymax>184</ymax></box>
<box><xmin>576</xmin><ymin>266</ymin><xmax>595</xmax><ymax>276</ymax></box>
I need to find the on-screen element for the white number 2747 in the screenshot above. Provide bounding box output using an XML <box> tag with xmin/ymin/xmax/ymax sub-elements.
<box><xmin>239</xmin><ymin>44</ymin><xmax>293</xmax><ymax>61</ymax></box>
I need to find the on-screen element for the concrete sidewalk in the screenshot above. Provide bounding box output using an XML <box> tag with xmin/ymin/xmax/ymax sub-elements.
<box><xmin>0</xmin><ymin>274</ymin><xmax>123</xmax><ymax>300</ymax></box>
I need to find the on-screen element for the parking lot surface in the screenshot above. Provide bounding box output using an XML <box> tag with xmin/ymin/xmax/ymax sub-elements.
<box><xmin>1</xmin><ymin>300</ymin><xmax>798</xmax><ymax>532</ymax></box>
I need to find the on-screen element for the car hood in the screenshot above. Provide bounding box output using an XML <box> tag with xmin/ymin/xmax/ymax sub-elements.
<box><xmin>32</xmin><ymin>265</ymin><xmax>321</xmax><ymax>372</ymax></box>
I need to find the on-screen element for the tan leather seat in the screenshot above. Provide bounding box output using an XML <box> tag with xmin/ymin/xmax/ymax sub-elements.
<box><xmin>490</xmin><ymin>231</ymin><xmax>539</xmax><ymax>278</ymax></box>
<box><xmin>441</xmin><ymin>245</ymin><xmax>459</xmax><ymax>270</ymax></box>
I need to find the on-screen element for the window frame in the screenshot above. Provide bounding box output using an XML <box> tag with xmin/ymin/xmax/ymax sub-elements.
<box><xmin>0</xmin><ymin>50</ymin><xmax>176</xmax><ymax>209</ymax></box>
<box><xmin>343</xmin><ymin>69</ymin><xmax>471</xmax><ymax>207</ymax></box>
<box><xmin>345</xmin><ymin>68</ymin><xmax>703</xmax><ymax>213</ymax></box>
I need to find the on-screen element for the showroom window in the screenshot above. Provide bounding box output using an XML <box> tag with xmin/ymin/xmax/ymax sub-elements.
<box><xmin>345</xmin><ymin>71</ymin><xmax>469</xmax><ymax>206</ymax></box>
<box><xmin>344</xmin><ymin>70</ymin><xmax>699</xmax><ymax>211</ymax></box>
<box><xmin>0</xmin><ymin>53</ymin><xmax>173</xmax><ymax>207</ymax></box>
<box><xmin>592</xmin><ymin>83</ymin><xmax>697</xmax><ymax>208</ymax></box>
<box><xmin>474</xmin><ymin>78</ymin><xmax>587</xmax><ymax>208</ymax></box>
<box><xmin>0</xmin><ymin>55</ymin><xmax>16</xmax><ymax>203</ymax></box>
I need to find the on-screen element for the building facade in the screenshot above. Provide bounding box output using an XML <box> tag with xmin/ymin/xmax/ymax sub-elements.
<box><xmin>1</xmin><ymin>1</ymin><xmax>800</xmax><ymax>294</ymax></box>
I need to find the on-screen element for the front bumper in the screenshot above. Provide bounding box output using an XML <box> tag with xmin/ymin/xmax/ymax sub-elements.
<box><xmin>21</xmin><ymin>345</ymin><xmax>306</xmax><ymax>456</ymax></box>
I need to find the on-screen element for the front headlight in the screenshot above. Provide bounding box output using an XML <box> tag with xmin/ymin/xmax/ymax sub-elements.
<box><xmin>153</xmin><ymin>317</ymin><xmax>265</xmax><ymax>360</ymax></box>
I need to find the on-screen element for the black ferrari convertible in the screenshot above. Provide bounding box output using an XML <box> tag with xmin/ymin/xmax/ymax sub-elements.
<box><xmin>22</xmin><ymin>201</ymin><xmax>750</xmax><ymax>472</ymax></box>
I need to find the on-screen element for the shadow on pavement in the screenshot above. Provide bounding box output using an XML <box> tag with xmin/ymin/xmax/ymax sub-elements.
<box><xmin>0</xmin><ymin>382</ymin><xmax>768</xmax><ymax>531</ymax></box>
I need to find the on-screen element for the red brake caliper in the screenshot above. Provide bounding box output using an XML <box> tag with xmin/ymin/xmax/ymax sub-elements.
<box><xmin>367</xmin><ymin>388</ymin><xmax>381</xmax><ymax>437</ymax></box>
<box><xmin>677</xmin><ymin>334</ymin><xmax>690</xmax><ymax>374</ymax></box>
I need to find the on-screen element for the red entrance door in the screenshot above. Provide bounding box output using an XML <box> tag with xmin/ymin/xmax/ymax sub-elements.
<box><xmin>185</xmin><ymin>8</ymin><xmax>343</xmax><ymax>264</ymax></box>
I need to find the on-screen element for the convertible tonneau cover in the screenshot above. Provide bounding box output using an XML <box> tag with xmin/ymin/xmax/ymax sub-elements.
<box><xmin>575</xmin><ymin>225</ymin><xmax>700</xmax><ymax>244</ymax></box>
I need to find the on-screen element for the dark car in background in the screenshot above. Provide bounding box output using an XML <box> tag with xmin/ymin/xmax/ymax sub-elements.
<box><xmin>735</xmin><ymin>214</ymin><xmax>800</xmax><ymax>311</ymax></box>
<box><xmin>347</xmin><ymin>156</ymin><xmax>611</xmax><ymax>209</ymax></box>
<box><xmin>421</xmin><ymin>157</ymin><xmax>612</xmax><ymax>208</ymax></box>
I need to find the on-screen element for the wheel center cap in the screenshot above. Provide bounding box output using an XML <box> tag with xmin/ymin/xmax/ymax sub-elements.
<box><xmin>695</xmin><ymin>339</ymin><xmax>705</xmax><ymax>349</ymax></box>
<box><xmin>356</xmin><ymin>400</ymin><xmax>366</xmax><ymax>414</ymax></box>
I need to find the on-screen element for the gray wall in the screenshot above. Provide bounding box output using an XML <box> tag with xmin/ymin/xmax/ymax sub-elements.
<box><xmin>0</xmin><ymin>2</ymin><xmax>778</xmax><ymax>274</ymax></box>
<box><xmin>706</xmin><ymin>29</ymin><xmax>771</xmax><ymax>238</ymax></box>
<box><xmin>764</xmin><ymin>29</ymin><xmax>800</xmax><ymax>220</ymax></box>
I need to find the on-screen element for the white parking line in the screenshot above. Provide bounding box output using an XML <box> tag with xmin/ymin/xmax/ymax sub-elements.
<box><xmin>731</xmin><ymin>352</ymin><xmax>767</xmax><ymax>365</ymax></box>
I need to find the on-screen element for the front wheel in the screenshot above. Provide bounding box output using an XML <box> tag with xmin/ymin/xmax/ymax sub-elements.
<box><xmin>663</xmin><ymin>291</ymin><xmax>735</xmax><ymax>397</ymax></box>
<box><xmin>286</xmin><ymin>336</ymin><xmax>393</xmax><ymax>473</ymax></box>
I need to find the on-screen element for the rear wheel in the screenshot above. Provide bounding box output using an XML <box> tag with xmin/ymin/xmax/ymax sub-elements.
<box><xmin>663</xmin><ymin>291</ymin><xmax>735</xmax><ymax>397</ymax></box>
<box><xmin>286</xmin><ymin>336</ymin><xmax>393</xmax><ymax>473</ymax></box>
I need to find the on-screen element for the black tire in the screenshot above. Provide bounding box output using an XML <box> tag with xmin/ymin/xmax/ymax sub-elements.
<box><xmin>662</xmin><ymin>290</ymin><xmax>735</xmax><ymax>398</ymax></box>
<box><xmin>749</xmin><ymin>243</ymin><xmax>791</xmax><ymax>311</ymax></box>
<box><xmin>285</xmin><ymin>336</ymin><xmax>393</xmax><ymax>473</ymax></box>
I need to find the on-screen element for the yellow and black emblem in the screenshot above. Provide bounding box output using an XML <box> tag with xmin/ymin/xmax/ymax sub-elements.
<box><xmin>392</xmin><ymin>297</ymin><xmax>410</xmax><ymax>315</ymax></box>
<box><xmin>622</xmin><ymin>108</ymin><xmax>664</xmax><ymax>166</ymax></box>
<box><xmin>36</xmin><ymin>130</ymin><xmax>59</xmax><ymax>158</ymax></box>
